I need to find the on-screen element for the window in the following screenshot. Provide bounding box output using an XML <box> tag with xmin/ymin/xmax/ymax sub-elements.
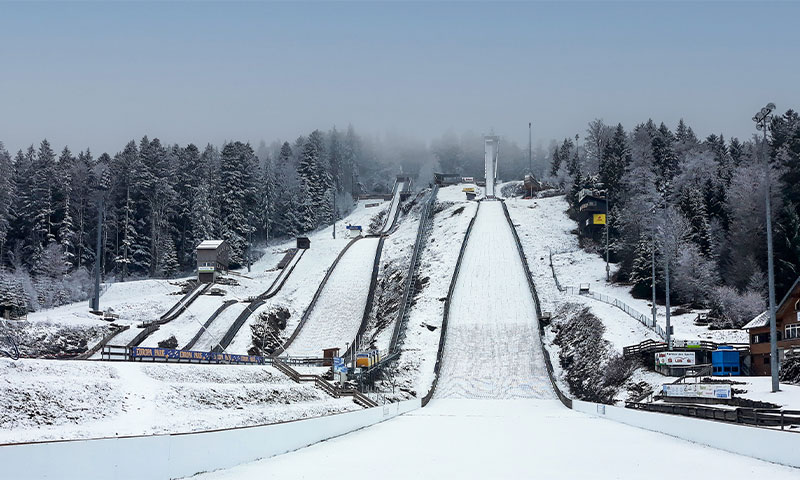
<box><xmin>752</xmin><ymin>333</ymin><xmax>770</xmax><ymax>344</ymax></box>
<box><xmin>764</xmin><ymin>356</ymin><xmax>771</xmax><ymax>365</ymax></box>
<box><xmin>786</xmin><ymin>323</ymin><xmax>800</xmax><ymax>340</ymax></box>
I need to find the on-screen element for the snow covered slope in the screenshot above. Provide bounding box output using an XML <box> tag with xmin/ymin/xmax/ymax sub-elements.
<box><xmin>0</xmin><ymin>358</ymin><xmax>357</xmax><ymax>444</ymax></box>
<box><xmin>285</xmin><ymin>237</ymin><xmax>381</xmax><ymax>357</ymax></box>
<box><xmin>436</xmin><ymin>201</ymin><xmax>553</xmax><ymax>399</ymax></box>
<box><xmin>191</xmin><ymin>302</ymin><xmax>250</xmax><ymax>351</ymax></box>
<box><xmin>196</xmin><ymin>399</ymin><xmax>799</xmax><ymax>480</ymax></box>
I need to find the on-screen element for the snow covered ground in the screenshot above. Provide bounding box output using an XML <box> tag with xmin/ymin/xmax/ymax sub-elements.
<box><xmin>285</xmin><ymin>237</ymin><xmax>381</xmax><ymax>357</ymax></box>
<box><xmin>505</xmin><ymin>193</ymin><xmax>746</xmax><ymax>345</ymax></box>
<box><xmin>0</xmin><ymin>358</ymin><xmax>358</xmax><ymax>444</ymax></box>
<box><xmin>436</xmin><ymin>201</ymin><xmax>552</xmax><ymax>399</ymax></box>
<box><xmin>393</xmin><ymin>186</ymin><xmax>478</xmax><ymax>397</ymax></box>
<box><xmin>195</xmin><ymin>399</ymin><xmax>799</xmax><ymax>480</ymax></box>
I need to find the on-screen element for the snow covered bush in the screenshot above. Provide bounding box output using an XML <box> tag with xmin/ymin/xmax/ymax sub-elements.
<box><xmin>779</xmin><ymin>355</ymin><xmax>800</xmax><ymax>385</ymax></box>
<box><xmin>552</xmin><ymin>304</ymin><xmax>635</xmax><ymax>404</ymax></box>
<box><xmin>709</xmin><ymin>285</ymin><xmax>764</xmax><ymax>329</ymax></box>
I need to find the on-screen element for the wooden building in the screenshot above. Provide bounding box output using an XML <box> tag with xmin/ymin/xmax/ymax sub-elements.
<box><xmin>196</xmin><ymin>240</ymin><xmax>231</xmax><ymax>283</ymax></box>
<box><xmin>576</xmin><ymin>189</ymin><xmax>608</xmax><ymax>239</ymax></box>
<box><xmin>743</xmin><ymin>277</ymin><xmax>800</xmax><ymax>376</ymax></box>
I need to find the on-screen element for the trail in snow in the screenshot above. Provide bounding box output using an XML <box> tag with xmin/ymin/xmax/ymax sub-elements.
<box><xmin>285</xmin><ymin>237</ymin><xmax>380</xmax><ymax>357</ymax></box>
<box><xmin>436</xmin><ymin>201</ymin><xmax>552</xmax><ymax>399</ymax></box>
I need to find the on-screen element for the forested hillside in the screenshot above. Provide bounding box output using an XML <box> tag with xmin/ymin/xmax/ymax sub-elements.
<box><xmin>550</xmin><ymin>112</ymin><xmax>800</xmax><ymax>327</ymax></box>
<box><xmin>0</xmin><ymin>126</ymin><xmax>412</xmax><ymax>313</ymax></box>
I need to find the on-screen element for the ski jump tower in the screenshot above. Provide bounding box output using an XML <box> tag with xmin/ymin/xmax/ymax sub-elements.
<box><xmin>484</xmin><ymin>135</ymin><xmax>500</xmax><ymax>198</ymax></box>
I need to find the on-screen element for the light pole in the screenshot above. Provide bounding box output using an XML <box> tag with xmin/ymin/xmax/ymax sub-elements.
<box><xmin>753</xmin><ymin>102</ymin><xmax>780</xmax><ymax>393</ymax></box>
<box><xmin>605</xmin><ymin>196</ymin><xmax>610</xmax><ymax>281</ymax></box>
<box><xmin>528</xmin><ymin>122</ymin><xmax>533</xmax><ymax>197</ymax></box>
<box><xmin>663</xmin><ymin>204</ymin><xmax>672</xmax><ymax>351</ymax></box>
<box><xmin>90</xmin><ymin>178</ymin><xmax>108</xmax><ymax>312</ymax></box>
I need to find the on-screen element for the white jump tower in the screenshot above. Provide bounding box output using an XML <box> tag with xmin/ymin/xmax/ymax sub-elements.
<box><xmin>484</xmin><ymin>135</ymin><xmax>500</xmax><ymax>198</ymax></box>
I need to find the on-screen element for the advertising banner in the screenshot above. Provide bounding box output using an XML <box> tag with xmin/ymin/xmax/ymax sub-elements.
<box><xmin>655</xmin><ymin>351</ymin><xmax>696</xmax><ymax>366</ymax></box>
<box><xmin>662</xmin><ymin>383</ymin><xmax>732</xmax><ymax>399</ymax></box>
<box><xmin>593</xmin><ymin>213</ymin><xmax>606</xmax><ymax>225</ymax></box>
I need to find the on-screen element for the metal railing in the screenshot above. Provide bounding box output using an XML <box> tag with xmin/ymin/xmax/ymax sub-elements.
<box><xmin>550</xmin><ymin>248</ymin><xmax>666</xmax><ymax>341</ymax></box>
<box><xmin>626</xmin><ymin>401</ymin><xmax>800</xmax><ymax>432</ymax></box>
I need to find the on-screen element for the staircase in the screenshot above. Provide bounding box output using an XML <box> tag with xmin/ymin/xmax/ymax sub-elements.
<box><xmin>273</xmin><ymin>358</ymin><xmax>378</xmax><ymax>408</ymax></box>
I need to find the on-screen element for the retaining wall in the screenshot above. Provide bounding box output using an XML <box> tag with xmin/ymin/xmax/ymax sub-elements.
<box><xmin>572</xmin><ymin>399</ymin><xmax>800</xmax><ymax>468</ymax></box>
<box><xmin>0</xmin><ymin>399</ymin><xmax>420</xmax><ymax>480</ymax></box>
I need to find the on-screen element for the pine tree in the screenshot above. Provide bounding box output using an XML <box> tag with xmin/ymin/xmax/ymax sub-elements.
<box><xmin>219</xmin><ymin>141</ymin><xmax>258</xmax><ymax>266</ymax></box>
<box><xmin>30</xmin><ymin>140</ymin><xmax>58</xmax><ymax>260</ymax></box>
<box><xmin>0</xmin><ymin>143</ymin><xmax>14</xmax><ymax>261</ymax></box>
<box><xmin>600</xmin><ymin>123</ymin><xmax>629</xmax><ymax>202</ymax></box>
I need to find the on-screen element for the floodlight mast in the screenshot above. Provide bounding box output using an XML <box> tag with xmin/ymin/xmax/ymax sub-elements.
<box><xmin>753</xmin><ymin>103</ymin><xmax>780</xmax><ymax>393</ymax></box>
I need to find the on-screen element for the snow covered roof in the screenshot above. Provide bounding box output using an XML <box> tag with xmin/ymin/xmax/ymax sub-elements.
<box><xmin>742</xmin><ymin>310</ymin><xmax>768</xmax><ymax>330</ymax></box>
<box><xmin>196</xmin><ymin>240</ymin><xmax>226</xmax><ymax>250</ymax></box>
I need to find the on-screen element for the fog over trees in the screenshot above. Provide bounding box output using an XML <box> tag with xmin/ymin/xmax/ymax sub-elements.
<box><xmin>1</xmin><ymin>110</ymin><xmax>799</xmax><ymax>324</ymax></box>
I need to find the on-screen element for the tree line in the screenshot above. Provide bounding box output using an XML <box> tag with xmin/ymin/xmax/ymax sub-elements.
<box><xmin>0</xmin><ymin>125</ymin><xmax>390</xmax><ymax>313</ymax></box>
<box><xmin>549</xmin><ymin>111</ymin><xmax>800</xmax><ymax>327</ymax></box>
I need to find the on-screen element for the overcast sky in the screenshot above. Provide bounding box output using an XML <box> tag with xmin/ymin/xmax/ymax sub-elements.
<box><xmin>1</xmin><ymin>1</ymin><xmax>799</xmax><ymax>155</ymax></box>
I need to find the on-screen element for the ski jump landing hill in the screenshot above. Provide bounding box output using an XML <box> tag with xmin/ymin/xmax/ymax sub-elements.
<box><xmin>277</xmin><ymin>177</ymin><xmax>409</xmax><ymax>359</ymax></box>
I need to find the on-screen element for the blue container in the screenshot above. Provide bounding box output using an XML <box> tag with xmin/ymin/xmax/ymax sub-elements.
<box><xmin>712</xmin><ymin>346</ymin><xmax>740</xmax><ymax>376</ymax></box>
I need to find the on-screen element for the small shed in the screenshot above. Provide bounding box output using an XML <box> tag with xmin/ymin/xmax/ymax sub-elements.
<box><xmin>322</xmin><ymin>347</ymin><xmax>340</xmax><ymax>367</ymax></box>
<box><xmin>196</xmin><ymin>240</ymin><xmax>231</xmax><ymax>283</ymax></box>
<box><xmin>297</xmin><ymin>237</ymin><xmax>310</xmax><ymax>250</ymax></box>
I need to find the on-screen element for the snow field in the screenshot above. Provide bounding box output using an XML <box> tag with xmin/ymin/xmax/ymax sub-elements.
<box><xmin>195</xmin><ymin>399</ymin><xmax>799</xmax><ymax>480</ymax></box>
<box><xmin>286</xmin><ymin>237</ymin><xmax>381</xmax><ymax>357</ymax></box>
<box><xmin>436</xmin><ymin>201</ymin><xmax>553</xmax><ymax>399</ymax></box>
<box><xmin>0</xmin><ymin>358</ymin><xmax>358</xmax><ymax>444</ymax></box>
<box><xmin>505</xmin><ymin>193</ymin><xmax>746</xmax><ymax>345</ymax></box>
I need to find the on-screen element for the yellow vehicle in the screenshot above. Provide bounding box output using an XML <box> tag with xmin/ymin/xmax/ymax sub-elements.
<box><xmin>355</xmin><ymin>350</ymin><xmax>382</xmax><ymax>368</ymax></box>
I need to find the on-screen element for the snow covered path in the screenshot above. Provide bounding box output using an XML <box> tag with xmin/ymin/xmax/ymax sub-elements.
<box><xmin>196</xmin><ymin>399</ymin><xmax>799</xmax><ymax>480</ymax></box>
<box><xmin>285</xmin><ymin>237</ymin><xmax>380</xmax><ymax>357</ymax></box>
<box><xmin>436</xmin><ymin>201</ymin><xmax>552</xmax><ymax>399</ymax></box>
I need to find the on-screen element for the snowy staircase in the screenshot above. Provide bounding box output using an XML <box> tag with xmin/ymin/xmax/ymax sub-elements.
<box><xmin>391</xmin><ymin>185</ymin><xmax>439</xmax><ymax>351</ymax></box>
<box><xmin>273</xmin><ymin>358</ymin><xmax>378</xmax><ymax>408</ymax></box>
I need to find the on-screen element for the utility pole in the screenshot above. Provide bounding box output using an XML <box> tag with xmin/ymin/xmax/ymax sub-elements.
<box><xmin>605</xmin><ymin>196</ymin><xmax>610</xmax><ymax>281</ymax></box>
<box><xmin>332</xmin><ymin>180</ymin><xmax>337</xmax><ymax>239</ymax></box>
<box><xmin>528</xmin><ymin>122</ymin><xmax>533</xmax><ymax>197</ymax></box>
<box><xmin>651</xmin><ymin>230</ymin><xmax>657</xmax><ymax>331</ymax></box>
<box><xmin>91</xmin><ymin>192</ymin><xmax>104</xmax><ymax>312</ymax></box>
<box><xmin>753</xmin><ymin>103</ymin><xmax>780</xmax><ymax>392</ymax></box>
<box><xmin>664</xmin><ymin>205</ymin><xmax>672</xmax><ymax>351</ymax></box>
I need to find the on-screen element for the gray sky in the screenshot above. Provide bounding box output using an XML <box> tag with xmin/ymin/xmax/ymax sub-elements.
<box><xmin>1</xmin><ymin>1</ymin><xmax>799</xmax><ymax>155</ymax></box>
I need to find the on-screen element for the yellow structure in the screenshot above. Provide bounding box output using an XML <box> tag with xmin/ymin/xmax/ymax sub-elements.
<box><xmin>593</xmin><ymin>214</ymin><xmax>606</xmax><ymax>225</ymax></box>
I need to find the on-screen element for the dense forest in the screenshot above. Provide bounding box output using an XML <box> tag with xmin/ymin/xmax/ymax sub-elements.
<box><xmin>0</xmin><ymin>126</ymin><xmax>431</xmax><ymax>313</ymax></box>
<box><xmin>549</xmin><ymin>111</ymin><xmax>800</xmax><ymax>327</ymax></box>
